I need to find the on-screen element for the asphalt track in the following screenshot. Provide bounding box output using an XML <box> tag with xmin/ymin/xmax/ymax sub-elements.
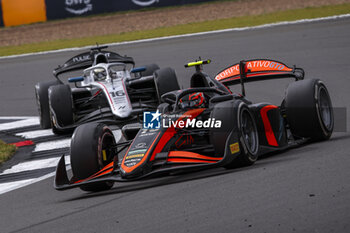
<box><xmin>0</xmin><ymin>17</ymin><xmax>350</xmax><ymax>233</ymax></box>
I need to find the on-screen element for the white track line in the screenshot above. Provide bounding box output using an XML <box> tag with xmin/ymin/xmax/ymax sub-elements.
<box><xmin>0</xmin><ymin>179</ymin><xmax>37</xmax><ymax>195</ymax></box>
<box><xmin>16</xmin><ymin>129</ymin><xmax>54</xmax><ymax>139</ymax></box>
<box><xmin>2</xmin><ymin>156</ymin><xmax>71</xmax><ymax>175</ymax></box>
<box><xmin>31</xmin><ymin>129</ymin><xmax>122</xmax><ymax>152</ymax></box>
<box><xmin>0</xmin><ymin>13</ymin><xmax>349</xmax><ymax>195</ymax></box>
<box><xmin>0</xmin><ymin>116</ymin><xmax>37</xmax><ymax>120</ymax></box>
<box><xmin>0</xmin><ymin>117</ymin><xmax>39</xmax><ymax>131</ymax></box>
<box><xmin>0</xmin><ymin>156</ymin><xmax>71</xmax><ymax>195</ymax></box>
<box><xmin>34</xmin><ymin>138</ymin><xmax>71</xmax><ymax>152</ymax></box>
<box><xmin>0</xmin><ymin>128</ymin><xmax>123</xmax><ymax>195</ymax></box>
<box><xmin>32</xmin><ymin>129</ymin><xmax>122</xmax><ymax>152</ymax></box>
<box><xmin>0</xmin><ymin>13</ymin><xmax>349</xmax><ymax>60</ymax></box>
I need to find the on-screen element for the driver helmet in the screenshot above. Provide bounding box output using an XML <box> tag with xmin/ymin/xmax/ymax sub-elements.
<box><xmin>179</xmin><ymin>92</ymin><xmax>206</xmax><ymax>109</ymax></box>
<box><xmin>92</xmin><ymin>68</ymin><xmax>107</xmax><ymax>81</ymax></box>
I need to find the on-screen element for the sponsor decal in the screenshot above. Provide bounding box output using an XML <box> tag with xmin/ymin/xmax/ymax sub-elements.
<box><xmin>124</xmin><ymin>160</ymin><xmax>139</xmax><ymax>167</ymax></box>
<box><xmin>175</xmin><ymin>134</ymin><xmax>194</xmax><ymax>148</ymax></box>
<box><xmin>215</xmin><ymin>60</ymin><xmax>292</xmax><ymax>81</ymax></box>
<box><xmin>111</xmin><ymin>91</ymin><xmax>126</xmax><ymax>98</ymax></box>
<box><xmin>124</xmin><ymin>149</ymin><xmax>147</xmax><ymax>166</ymax></box>
<box><xmin>132</xmin><ymin>0</ymin><xmax>159</xmax><ymax>7</ymax></box>
<box><xmin>72</xmin><ymin>55</ymin><xmax>90</xmax><ymax>62</ymax></box>
<box><xmin>128</xmin><ymin>149</ymin><xmax>147</xmax><ymax>155</ymax></box>
<box><xmin>73</xmin><ymin>52</ymin><xmax>110</xmax><ymax>63</ymax></box>
<box><xmin>65</xmin><ymin>0</ymin><xmax>93</xmax><ymax>15</ymax></box>
<box><xmin>135</xmin><ymin>142</ymin><xmax>147</xmax><ymax>149</ymax></box>
<box><xmin>230</xmin><ymin>142</ymin><xmax>240</xmax><ymax>154</ymax></box>
<box><xmin>125</xmin><ymin>154</ymin><xmax>144</xmax><ymax>159</ymax></box>
<box><xmin>139</xmin><ymin>128</ymin><xmax>159</xmax><ymax>137</ymax></box>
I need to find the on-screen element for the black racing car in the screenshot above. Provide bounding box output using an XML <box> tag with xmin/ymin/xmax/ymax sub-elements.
<box><xmin>55</xmin><ymin>58</ymin><xmax>333</xmax><ymax>192</ymax></box>
<box><xmin>35</xmin><ymin>45</ymin><xmax>180</xmax><ymax>134</ymax></box>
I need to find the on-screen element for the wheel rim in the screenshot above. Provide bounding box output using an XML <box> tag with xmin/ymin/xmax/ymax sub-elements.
<box><xmin>240</xmin><ymin>109</ymin><xmax>258</xmax><ymax>154</ymax></box>
<box><xmin>98</xmin><ymin>130</ymin><xmax>116</xmax><ymax>168</ymax></box>
<box><xmin>318</xmin><ymin>86</ymin><xmax>333</xmax><ymax>131</ymax></box>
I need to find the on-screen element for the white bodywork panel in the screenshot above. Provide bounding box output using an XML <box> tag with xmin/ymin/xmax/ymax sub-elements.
<box><xmin>81</xmin><ymin>63</ymin><xmax>134</xmax><ymax>118</ymax></box>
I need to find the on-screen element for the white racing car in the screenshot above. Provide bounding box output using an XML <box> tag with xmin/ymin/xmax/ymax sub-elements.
<box><xmin>35</xmin><ymin>45</ymin><xmax>180</xmax><ymax>134</ymax></box>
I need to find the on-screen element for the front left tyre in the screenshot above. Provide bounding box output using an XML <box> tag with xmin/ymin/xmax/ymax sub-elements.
<box><xmin>70</xmin><ymin>123</ymin><xmax>116</xmax><ymax>192</ymax></box>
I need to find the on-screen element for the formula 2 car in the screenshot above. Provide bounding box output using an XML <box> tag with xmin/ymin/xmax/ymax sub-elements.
<box><xmin>35</xmin><ymin>45</ymin><xmax>180</xmax><ymax>134</ymax></box>
<box><xmin>55</xmin><ymin>58</ymin><xmax>333</xmax><ymax>192</ymax></box>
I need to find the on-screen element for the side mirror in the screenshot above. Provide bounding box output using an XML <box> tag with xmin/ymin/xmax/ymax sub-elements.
<box><xmin>68</xmin><ymin>76</ymin><xmax>84</xmax><ymax>83</ymax></box>
<box><xmin>130</xmin><ymin>66</ymin><xmax>146</xmax><ymax>73</ymax></box>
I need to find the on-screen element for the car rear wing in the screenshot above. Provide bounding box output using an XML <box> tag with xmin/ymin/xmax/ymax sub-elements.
<box><xmin>53</xmin><ymin>45</ymin><xmax>135</xmax><ymax>77</ymax></box>
<box><xmin>215</xmin><ymin>59</ymin><xmax>304</xmax><ymax>95</ymax></box>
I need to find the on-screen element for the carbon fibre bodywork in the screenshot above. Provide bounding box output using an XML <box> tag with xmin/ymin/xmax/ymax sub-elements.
<box><xmin>37</xmin><ymin>45</ymin><xmax>162</xmax><ymax>133</ymax></box>
<box><xmin>55</xmin><ymin>59</ymin><xmax>332</xmax><ymax>191</ymax></box>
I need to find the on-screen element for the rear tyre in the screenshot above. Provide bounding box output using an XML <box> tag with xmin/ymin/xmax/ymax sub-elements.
<box><xmin>141</xmin><ymin>63</ymin><xmax>160</xmax><ymax>76</ymax></box>
<box><xmin>48</xmin><ymin>84</ymin><xmax>74</xmax><ymax>135</ymax></box>
<box><xmin>225</xmin><ymin>103</ymin><xmax>259</xmax><ymax>168</ymax></box>
<box><xmin>70</xmin><ymin>123</ymin><xmax>116</xmax><ymax>192</ymax></box>
<box><xmin>35</xmin><ymin>80</ymin><xmax>61</xmax><ymax>129</ymax></box>
<box><xmin>284</xmin><ymin>79</ymin><xmax>333</xmax><ymax>141</ymax></box>
<box><xmin>157</xmin><ymin>103</ymin><xmax>171</xmax><ymax>113</ymax></box>
<box><xmin>154</xmin><ymin>67</ymin><xmax>180</xmax><ymax>98</ymax></box>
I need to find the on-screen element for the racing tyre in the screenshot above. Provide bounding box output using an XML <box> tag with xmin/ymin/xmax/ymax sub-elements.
<box><xmin>154</xmin><ymin>67</ymin><xmax>180</xmax><ymax>98</ymax></box>
<box><xmin>157</xmin><ymin>103</ymin><xmax>171</xmax><ymax>113</ymax></box>
<box><xmin>141</xmin><ymin>63</ymin><xmax>160</xmax><ymax>76</ymax></box>
<box><xmin>48</xmin><ymin>84</ymin><xmax>74</xmax><ymax>135</ymax></box>
<box><xmin>210</xmin><ymin>100</ymin><xmax>259</xmax><ymax>168</ymax></box>
<box><xmin>35</xmin><ymin>80</ymin><xmax>61</xmax><ymax>129</ymax></box>
<box><xmin>70</xmin><ymin>123</ymin><xmax>116</xmax><ymax>192</ymax></box>
<box><xmin>228</xmin><ymin>103</ymin><xmax>259</xmax><ymax>168</ymax></box>
<box><xmin>284</xmin><ymin>79</ymin><xmax>333</xmax><ymax>141</ymax></box>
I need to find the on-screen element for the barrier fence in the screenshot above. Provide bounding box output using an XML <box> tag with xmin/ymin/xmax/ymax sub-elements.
<box><xmin>0</xmin><ymin>0</ymin><xmax>214</xmax><ymax>27</ymax></box>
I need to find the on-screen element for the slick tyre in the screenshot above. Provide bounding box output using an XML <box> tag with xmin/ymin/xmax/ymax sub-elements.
<box><xmin>35</xmin><ymin>80</ymin><xmax>61</xmax><ymax>129</ymax></box>
<box><xmin>48</xmin><ymin>84</ymin><xmax>74</xmax><ymax>135</ymax></box>
<box><xmin>228</xmin><ymin>102</ymin><xmax>259</xmax><ymax>168</ymax></box>
<box><xmin>157</xmin><ymin>103</ymin><xmax>171</xmax><ymax>113</ymax></box>
<box><xmin>210</xmin><ymin>100</ymin><xmax>259</xmax><ymax>169</ymax></box>
<box><xmin>141</xmin><ymin>63</ymin><xmax>160</xmax><ymax>76</ymax></box>
<box><xmin>284</xmin><ymin>79</ymin><xmax>334</xmax><ymax>141</ymax></box>
<box><xmin>154</xmin><ymin>67</ymin><xmax>180</xmax><ymax>98</ymax></box>
<box><xmin>70</xmin><ymin>123</ymin><xmax>116</xmax><ymax>192</ymax></box>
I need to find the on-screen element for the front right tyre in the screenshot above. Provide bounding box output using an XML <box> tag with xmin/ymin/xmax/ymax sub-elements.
<box><xmin>35</xmin><ymin>80</ymin><xmax>61</xmax><ymax>129</ymax></box>
<box><xmin>154</xmin><ymin>67</ymin><xmax>181</xmax><ymax>98</ymax></box>
<box><xmin>225</xmin><ymin>103</ymin><xmax>259</xmax><ymax>168</ymax></box>
<box><xmin>210</xmin><ymin>100</ymin><xmax>259</xmax><ymax>169</ymax></box>
<box><xmin>48</xmin><ymin>84</ymin><xmax>74</xmax><ymax>134</ymax></box>
<box><xmin>140</xmin><ymin>63</ymin><xmax>160</xmax><ymax>76</ymax></box>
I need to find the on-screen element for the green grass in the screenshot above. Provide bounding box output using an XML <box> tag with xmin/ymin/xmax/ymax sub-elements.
<box><xmin>0</xmin><ymin>140</ymin><xmax>16</xmax><ymax>164</ymax></box>
<box><xmin>0</xmin><ymin>3</ymin><xmax>349</xmax><ymax>56</ymax></box>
